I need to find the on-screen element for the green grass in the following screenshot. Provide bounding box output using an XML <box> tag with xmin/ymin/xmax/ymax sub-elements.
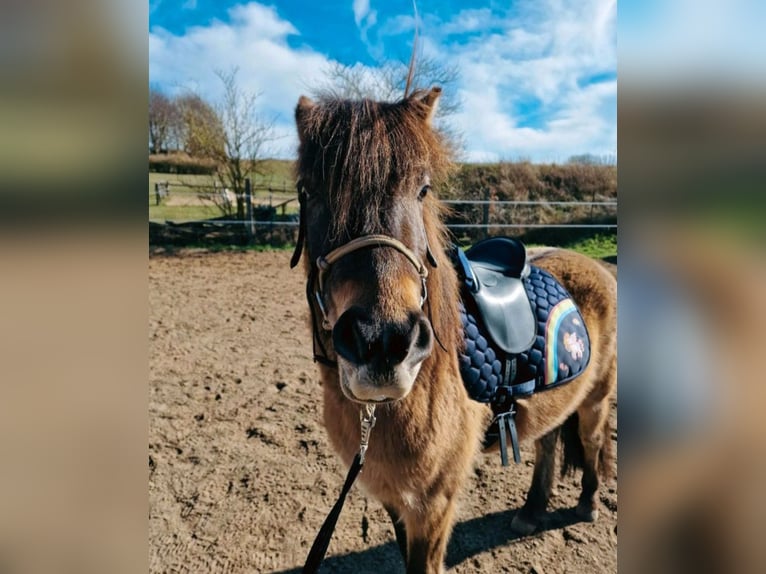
<box><xmin>149</xmin><ymin>160</ymin><xmax>298</xmax><ymax>223</ymax></box>
<box><xmin>563</xmin><ymin>233</ymin><xmax>617</xmax><ymax>259</ymax></box>
<box><xmin>149</xmin><ymin>159</ymin><xmax>619</xmax><ymax>258</ymax></box>
<box><xmin>194</xmin><ymin>243</ymin><xmax>296</xmax><ymax>253</ymax></box>
<box><xmin>149</xmin><ymin>204</ymin><xmax>224</xmax><ymax>223</ymax></box>
<box><xmin>148</xmin><ymin>160</ymin><xmax>296</xmax><ymax>197</ymax></box>
<box><xmin>149</xmin><ymin>159</ymin><xmax>299</xmax><ymax>222</ymax></box>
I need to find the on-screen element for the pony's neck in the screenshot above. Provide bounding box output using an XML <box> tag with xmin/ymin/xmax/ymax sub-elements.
<box><xmin>419</xmin><ymin>228</ymin><xmax>462</xmax><ymax>380</ymax></box>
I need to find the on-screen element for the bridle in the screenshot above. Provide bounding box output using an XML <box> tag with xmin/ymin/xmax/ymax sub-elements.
<box><xmin>289</xmin><ymin>182</ymin><xmax>437</xmax><ymax>361</ymax></box>
<box><xmin>314</xmin><ymin>234</ymin><xmax>429</xmax><ymax>327</ymax></box>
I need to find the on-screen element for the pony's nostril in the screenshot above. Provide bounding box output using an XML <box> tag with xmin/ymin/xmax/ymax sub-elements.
<box><xmin>333</xmin><ymin>309</ymin><xmax>433</xmax><ymax>370</ymax></box>
<box><xmin>410</xmin><ymin>315</ymin><xmax>434</xmax><ymax>360</ymax></box>
<box><xmin>333</xmin><ymin>307</ymin><xmax>371</xmax><ymax>365</ymax></box>
<box><xmin>382</xmin><ymin>324</ymin><xmax>411</xmax><ymax>366</ymax></box>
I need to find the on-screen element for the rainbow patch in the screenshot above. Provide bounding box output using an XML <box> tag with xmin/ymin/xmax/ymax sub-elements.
<box><xmin>544</xmin><ymin>299</ymin><xmax>578</xmax><ymax>385</ymax></box>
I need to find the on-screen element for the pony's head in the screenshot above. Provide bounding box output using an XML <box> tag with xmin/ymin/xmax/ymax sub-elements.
<box><xmin>294</xmin><ymin>87</ymin><xmax>453</xmax><ymax>404</ymax></box>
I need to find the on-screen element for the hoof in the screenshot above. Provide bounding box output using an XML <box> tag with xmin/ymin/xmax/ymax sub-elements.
<box><xmin>511</xmin><ymin>513</ymin><xmax>538</xmax><ymax>536</ymax></box>
<box><xmin>575</xmin><ymin>503</ymin><xmax>599</xmax><ymax>522</ymax></box>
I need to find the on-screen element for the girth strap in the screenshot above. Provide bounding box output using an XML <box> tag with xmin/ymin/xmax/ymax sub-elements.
<box><xmin>496</xmin><ymin>408</ymin><xmax>521</xmax><ymax>466</ymax></box>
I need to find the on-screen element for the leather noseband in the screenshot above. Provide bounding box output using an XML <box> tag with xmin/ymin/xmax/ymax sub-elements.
<box><xmin>314</xmin><ymin>234</ymin><xmax>429</xmax><ymax>328</ymax></box>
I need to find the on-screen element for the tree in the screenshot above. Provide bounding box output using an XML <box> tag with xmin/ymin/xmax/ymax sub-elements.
<box><xmin>148</xmin><ymin>88</ymin><xmax>180</xmax><ymax>153</ymax></box>
<box><xmin>567</xmin><ymin>153</ymin><xmax>617</xmax><ymax>166</ymax></box>
<box><xmin>313</xmin><ymin>55</ymin><xmax>465</xmax><ymax>154</ymax></box>
<box><xmin>176</xmin><ymin>93</ymin><xmax>225</xmax><ymax>159</ymax></box>
<box><xmin>213</xmin><ymin>68</ymin><xmax>277</xmax><ymax>220</ymax></box>
<box><xmin>177</xmin><ymin>69</ymin><xmax>277</xmax><ymax>219</ymax></box>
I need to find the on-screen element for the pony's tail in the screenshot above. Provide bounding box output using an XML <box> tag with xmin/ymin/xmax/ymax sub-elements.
<box><xmin>559</xmin><ymin>412</ymin><xmax>585</xmax><ymax>478</ymax></box>
<box><xmin>559</xmin><ymin>411</ymin><xmax>615</xmax><ymax>481</ymax></box>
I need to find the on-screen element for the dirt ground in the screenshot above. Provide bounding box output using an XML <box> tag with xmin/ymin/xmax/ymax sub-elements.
<box><xmin>149</xmin><ymin>250</ymin><xmax>617</xmax><ymax>573</ymax></box>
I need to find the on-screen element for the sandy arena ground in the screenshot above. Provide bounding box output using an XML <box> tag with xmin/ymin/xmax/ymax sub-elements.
<box><xmin>149</xmin><ymin>250</ymin><xmax>617</xmax><ymax>573</ymax></box>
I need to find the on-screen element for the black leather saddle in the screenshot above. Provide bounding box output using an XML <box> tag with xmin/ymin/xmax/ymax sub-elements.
<box><xmin>454</xmin><ymin>237</ymin><xmax>536</xmax><ymax>354</ymax></box>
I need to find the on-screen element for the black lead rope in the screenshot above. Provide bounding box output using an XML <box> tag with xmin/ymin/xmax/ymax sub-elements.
<box><xmin>302</xmin><ymin>453</ymin><xmax>364</xmax><ymax>573</ymax></box>
<box><xmin>303</xmin><ymin>405</ymin><xmax>377</xmax><ymax>573</ymax></box>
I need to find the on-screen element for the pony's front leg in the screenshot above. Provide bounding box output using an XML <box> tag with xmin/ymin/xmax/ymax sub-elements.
<box><xmin>403</xmin><ymin>493</ymin><xmax>458</xmax><ymax>574</ymax></box>
<box><xmin>384</xmin><ymin>505</ymin><xmax>408</xmax><ymax>565</ymax></box>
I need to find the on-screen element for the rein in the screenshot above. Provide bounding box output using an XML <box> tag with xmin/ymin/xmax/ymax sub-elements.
<box><xmin>302</xmin><ymin>404</ymin><xmax>377</xmax><ymax>574</ymax></box>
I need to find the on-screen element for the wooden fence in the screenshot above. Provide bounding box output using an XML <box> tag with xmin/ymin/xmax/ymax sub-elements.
<box><xmin>149</xmin><ymin>180</ymin><xmax>616</xmax><ymax>246</ymax></box>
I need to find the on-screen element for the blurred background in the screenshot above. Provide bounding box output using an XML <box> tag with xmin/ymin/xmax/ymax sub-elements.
<box><xmin>0</xmin><ymin>0</ymin><xmax>764</xmax><ymax>572</ymax></box>
<box><xmin>619</xmin><ymin>0</ymin><xmax>766</xmax><ymax>572</ymax></box>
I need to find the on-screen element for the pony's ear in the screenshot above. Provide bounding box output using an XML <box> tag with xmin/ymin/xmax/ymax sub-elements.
<box><xmin>295</xmin><ymin>95</ymin><xmax>315</xmax><ymax>144</ymax></box>
<box><xmin>413</xmin><ymin>86</ymin><xmax>442</xmax><ymax>125</ymax></box>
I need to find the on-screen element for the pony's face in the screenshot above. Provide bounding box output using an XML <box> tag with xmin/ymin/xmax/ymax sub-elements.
<box><xmin>295</xmin><ymin>89</ymin><xmax>445</xmax><ymax>403</ymax></box>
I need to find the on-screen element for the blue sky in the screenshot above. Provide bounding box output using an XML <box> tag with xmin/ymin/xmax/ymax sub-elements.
<box><xmin>149</xmin><ymin>1</ymin><xmax>617</xmax><ymax>162</ymax></box>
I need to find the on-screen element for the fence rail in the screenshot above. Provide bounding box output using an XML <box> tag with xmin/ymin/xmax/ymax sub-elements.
<box><xmin>150</xmin><ymin>178</ymin><xmax>617</xmax><ymax>245</ymax></box>
<box><xmin>442</xmin><ymin>200</ymin><xmax>617</xmax><ymax>207</ymax></box>
<box><xmin>163</xmin><ymin>220</ymin><xmax>617</xmax><ymax>229</ymax></box>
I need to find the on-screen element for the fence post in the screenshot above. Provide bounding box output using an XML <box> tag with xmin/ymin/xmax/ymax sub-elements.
<box><xmin>482</xmin><ymin>188</ymin><xmax>490</xmax><ymax>239</ymax></box>
<box><xmin>155</xmin><ymin>182</ymin><xmax>160</xmax><ymax>206</ymax></box>
<box><xmin>245</xmin><ymin>178</ymin><xmax>254</xmax><ymax>239</ymax></box>
<box><xmin>268</xmin><ymin>192</ymin><xmax>274</xmax><ymax>244</ymax></box>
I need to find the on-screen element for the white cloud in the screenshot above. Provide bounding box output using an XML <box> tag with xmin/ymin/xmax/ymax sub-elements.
<box><xmin>439</xmin><ymin>9</ymin><xmax>494</xmax><ymax>36</ymax></box>
<box><xmin>352</xmin><ymin>0</ymin><xmax>379</xmax><ymax>57</ymax></box>
<box><xmin>345</xmin><ymin>0</ymin><xmax>616</xmax><ymax>160</ymax></box>
<box><xmin>150</xmin><ymin>3</ymin><xmax>332</xmax><ymax>158</ymax></box>
<box><xmin>429</xmin><ymin>0</ymin><xmax>617</xmax><ymax>161</ymax></box>
<box><xmin>149</xmin><ymin>0</ymin><xmax>616</xmax><ymax>162</ymax></box>
<box><xmin>352</xmin><ymin>0</ymin><xmax>370</xmax><ymax>26</ymax></box>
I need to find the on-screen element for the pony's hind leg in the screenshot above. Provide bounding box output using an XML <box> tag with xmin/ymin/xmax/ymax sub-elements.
<box><xmin>572</xmin><ymin>400</ymin><xmax>613</xmax><ymax>521</ymax></box>
<box><xmin>570</xmin><ymin>360</ymin><xmax>616</xmax><ymax>522</ymax></box>
<box><xmin>385</xmin><ymin>505</ymin><xmax>408</xmax><ymax>565</ymax></box>
<box><xmin>511</xmin><ymin>429</ymin><xmax>559</xmax><ymax>535</ymax></box>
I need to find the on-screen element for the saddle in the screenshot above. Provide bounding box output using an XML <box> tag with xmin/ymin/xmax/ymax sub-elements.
<box><xmin>453</xmin><ymin>237</ymin><xmax>536</xmax><ymax>355</ymax></box>
<box><xmin>451</xmin><ymin>238</ymin><xmax>591</xmax><ymax>465</ymax></box>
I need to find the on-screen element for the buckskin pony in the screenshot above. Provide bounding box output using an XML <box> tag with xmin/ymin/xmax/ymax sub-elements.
<box><xmin>291</xmin><ymin>87</ymin><xmax>617</xmax><ymax>574</ymax></box>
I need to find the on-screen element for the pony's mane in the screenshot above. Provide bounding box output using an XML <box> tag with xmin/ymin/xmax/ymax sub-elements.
<box><xmin>296</xmin><ymin>94</ymin><xmax>453</xmax><ymax>240</ymax></box>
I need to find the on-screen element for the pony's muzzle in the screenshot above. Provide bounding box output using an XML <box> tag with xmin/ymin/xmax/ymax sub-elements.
<box><xmin>332</xmin><ymin>307</ymin><xmax>433</xmax><ymax>401</ymax></box>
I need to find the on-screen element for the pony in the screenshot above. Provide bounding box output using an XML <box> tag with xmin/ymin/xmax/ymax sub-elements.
<box><xmin>292</xmin><ymin>87</ymin><xmax>617</xmax><ymax>574</ymax></box>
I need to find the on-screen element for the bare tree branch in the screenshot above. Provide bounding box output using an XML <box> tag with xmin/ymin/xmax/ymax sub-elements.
<box><xmin>312</xmin><ymin>56</ymin><xmax>464</xmax><ymax>154</ymax></box>
<box><xmin>149</xmin><ymin>88</ymin><xmax>181</xmax><ymax>153</ymax></box>
<box><xmin>170</xmin><ymin>70</ymin><xmax>278</xmax><ymax>219</ymax></box>
<box><xmin>212</xmin><ymin>68</ymin><xmax>278</xmax><ymax>219</ymax></box>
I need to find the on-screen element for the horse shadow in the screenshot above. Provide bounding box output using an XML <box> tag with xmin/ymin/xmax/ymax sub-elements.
<box><xmin>272</xmin><ymin>507</ymin><xmax>584</xmax><ymax>573</ymax></box>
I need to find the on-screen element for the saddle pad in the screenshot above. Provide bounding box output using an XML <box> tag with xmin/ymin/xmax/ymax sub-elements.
<box><xmin>458</xmin><ymin>265</ymin><xmax>591</xmax><ymax>406</ymax></box>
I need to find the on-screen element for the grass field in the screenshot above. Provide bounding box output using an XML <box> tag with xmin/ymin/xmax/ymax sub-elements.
<box><xmin>149</xmin><ymin>160</ymin><xmax>297</xmax><ymax>222</ymax></box>
<box><xmin>564</xmin><ymin>233</ymin><xmax>617</xmax><ymax>259</ymax></box>
<box><xmin>148</xmin><ymin>159</ymin><xmax>617</xmax><ymax>261</ymax></box>
<box><xmin>176</xmin><ymin>233</ymin><xmax>617</xmax><ymax>260</ymax></box>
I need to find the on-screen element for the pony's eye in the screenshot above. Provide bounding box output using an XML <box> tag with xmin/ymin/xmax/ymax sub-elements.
<box><xmin>418</xmin><ymin>185</ymin><xmax>431</xmax><ymax>200</ymax></box>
